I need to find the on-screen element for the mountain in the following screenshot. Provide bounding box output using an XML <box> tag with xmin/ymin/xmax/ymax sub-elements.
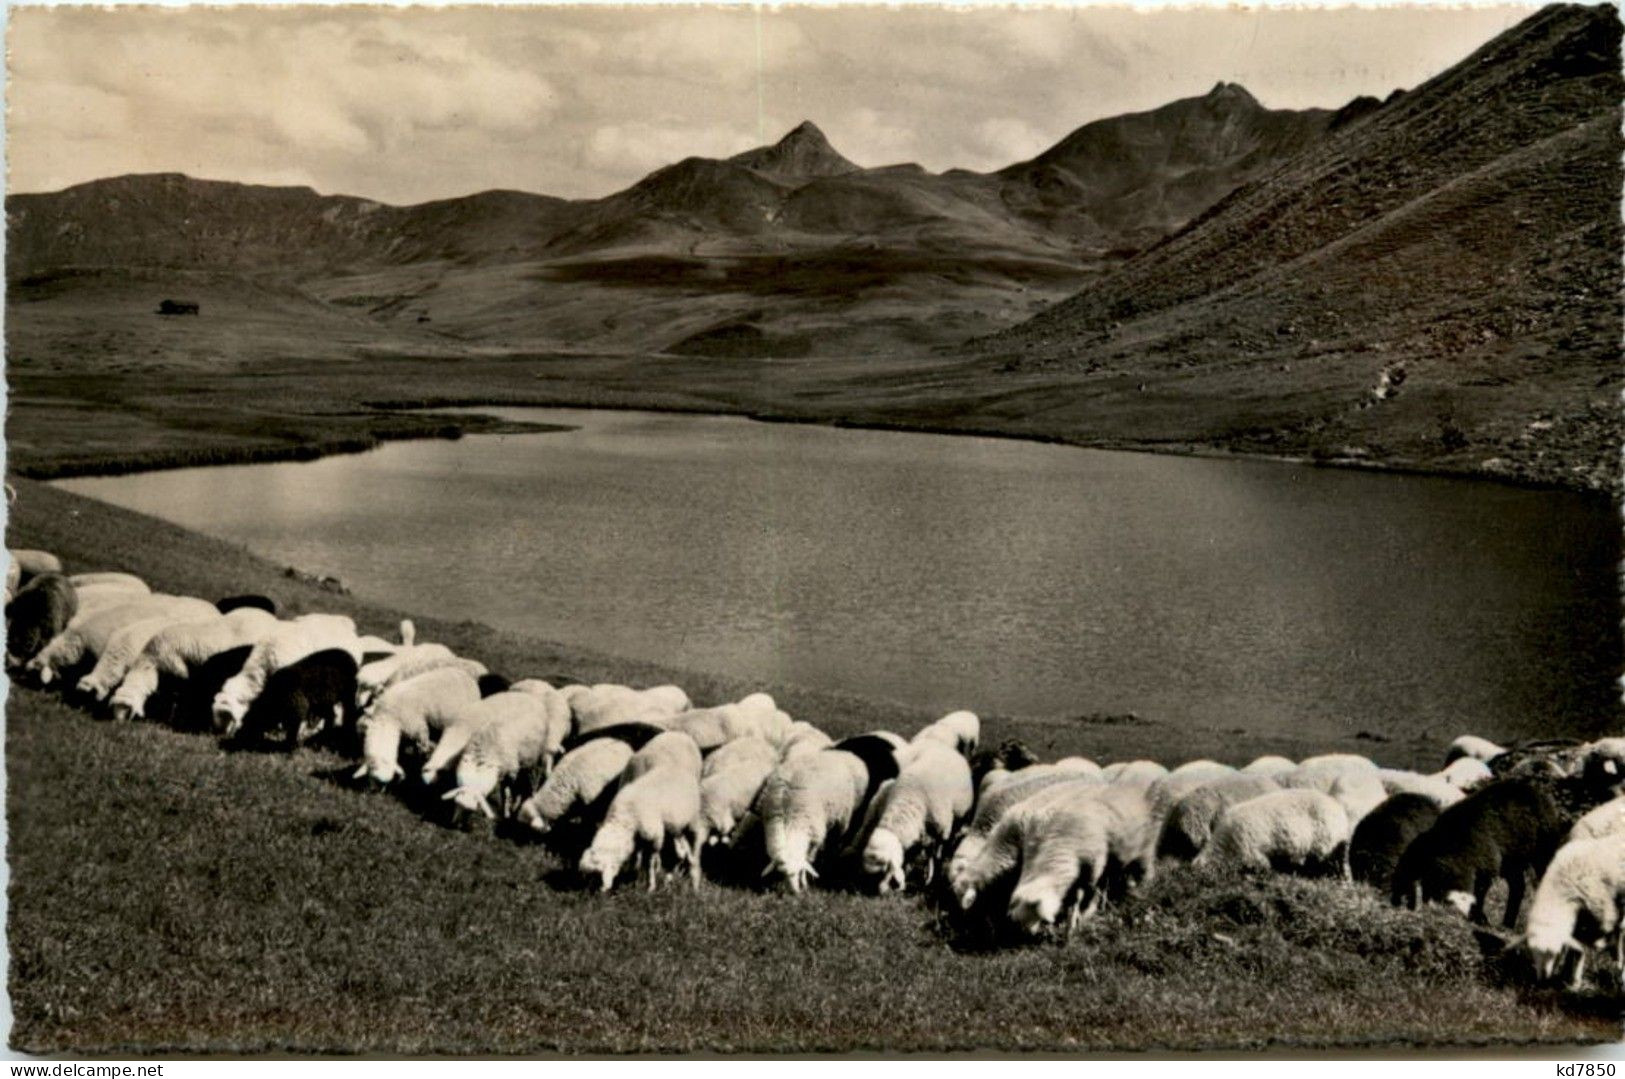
<box><xmin>7</xmin><ymin>88</ymin><xmax>1336</xmax><ymax>355</ymax></box>
<box><xmin>978</xmin><ymin>2</ymin><xmax>1622</xmax><ymax>489</ymax></box>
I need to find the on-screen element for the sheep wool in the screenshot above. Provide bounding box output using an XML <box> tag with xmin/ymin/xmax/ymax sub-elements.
<box><xmin>910</xmin><ymin>710</ymin><xmax>980</xmax><ymax>757</ymax></box>
<box><xmin>355</xmin><ymin>643</ymin><xmax>461</xmax><ymax>707</ymax></box>
<box><xmin>569</xmin><ymin>683</ymin><xmax>690</xmax><ymax>735</ymax></box>
<box><xmin>1376</xmin><ymin>769</ymin><xmax>1467</xmax><ymax>808</ymax></box>
<box><xmin>953</xmin><ymin>779</ymin><xmax>1103</xmax><ymax>911</ymax></box>
<box><xmin>355</xmin><ymin>666</ymin><xmax>484</xmax><ymax>785</ymax></box>
<box><xmin>856</xmin><ymin>741</ymin><xmax>974</xmax><ymax>893</ymax></box>
<box><xmin>1103</xmin><ymin>760</ymin><xmax>1168</xmax><ymax>787</ymax></box>
<box><xmin>579</xmin><ymin>759</ymin><xmax>703</xmax><ymax>892</ymax></box>
<box><xmin>1156</xmin><ymin>774</ymin><xmax>1281</xmax><ymax>862</ymax></box>
<box><xmin>948</xmin><ymin>766</ymin><xmax>1091</xmax><ymax>893</ymax></box>
<box><xmin>1523</xmin><ymin>834</ymin><xmax>1625</xmax><ymax>985</ymax></box>
<box><xmin>11</xmin><ymin>549</ymin><xmax>63</xmax><ymax>582</ymax></box>
<box><xmin>30</xmin><ymin>594</ymin><xmax>216</xmax><ymax>686</ymax></box>
<box><xmin>78</xmin><ymin>609</ymin><xmax>215</xmax><ymax>702</ymax></box>
<box><xmin>758</xmin><ymin>750</ymin><xmax>870</xmax><ymax>893</ymax></box>
<box><xmin>1569</xmin><ymin>797</ymin><xmax>1625</xmax><ymax>844</ymax></box>
<box><xmin>1435</xmin><ymin>757</ymin><xmax>1494</xmax><ymax>790</ymax></box>
<box><xmin>444</xmin><ymin>687</ymin><xmax>574</xmax><ymax>819</ymax></box>
<box><xmin>109</xmin><ymin>607</ymin><xmax>277</xmax><ymax>720</ymax></box>
<box><xmin>1349</xmin><ymin>794</ymin><xmax>1441</xmax><ymax>891</ymax></box>
<box><xmin>1445</xmin><ymin>734</ymin><xmax>1506</xmax><ymax>766</ymax></box>
<box><xmin>691</xmin><ymin>736</ymin><xmax>779</xmax><ymax>854</ymax></box>
<box><xmin>623</xmin><ymin>731</ymin><xmax>704</xmax><ymax>786</ymax></box>
<box><xmin>1203</xmin><ymin>789</ymin><xmax>1351</xmax><ymax>875</ymax></box>
<box><xmin>213</xmin><ymin>614</ymin><xmax>359</xmax><ymax>727</ymax></box>
<box><xmin>779</xmin><ymin>722</ymin><xmax>833</xmax><ymax>761</ymax></box>
<box><xmin>1007</xmin><ymin>799</ymin><xmax>1112</xmax><ymax>936</ymax></box>
<box><xmin>519</xmin><ymin>737</ymin><xmax>636</xmax><ymax>835</ymax></box>
<box><xmin>1240</xmin><ymin>755</ymin><xmax>1298</xmax><ymax>777</ymax></box>
<box><xmin>6</xmin><ymin>573</ymin><xmax>77</xmax><ymax>665</ymax></box>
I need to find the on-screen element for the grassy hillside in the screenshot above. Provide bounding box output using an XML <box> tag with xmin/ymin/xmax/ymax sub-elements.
<box><xmin>8</xmin><ymin>479</ymin><xmax>1621</xmax><ymax>1053</ymax></box>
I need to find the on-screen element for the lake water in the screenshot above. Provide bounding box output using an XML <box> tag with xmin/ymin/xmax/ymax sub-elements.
<box><xmin>57</xmin><ymin>408</ymin><xmax>1622</xmax><ymax>742</ymax></box>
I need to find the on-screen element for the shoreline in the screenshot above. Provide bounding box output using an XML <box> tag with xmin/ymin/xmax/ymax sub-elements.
<box><xmin>20</xmin><ymin>390</ymin><xmax>1619</xmax><ymax>501</ymax></box>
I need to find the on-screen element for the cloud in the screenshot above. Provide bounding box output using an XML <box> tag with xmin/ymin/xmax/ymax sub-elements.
<box><xmin>582</xmin><ymin>122</ymin><xmax>758</xmax><ymax>182</ymax></box>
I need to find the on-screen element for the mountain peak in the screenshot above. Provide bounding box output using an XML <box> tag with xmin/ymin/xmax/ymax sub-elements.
<box><xmin>730</xmin><ymin>121</ymin><xmax>859</xmax><ymax>182</ymax></box>
<box><xmin>1204</xmin><ymin>81</ymin><xmax>1261</xmax><ymax>108</ymax></box>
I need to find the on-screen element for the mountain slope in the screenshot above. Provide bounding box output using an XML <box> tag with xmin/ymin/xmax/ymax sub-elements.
<box><xmin>6</xmin><ymin>90</ymin><xmax>1336</xmax><ymax>355</ymax></box>
<box><xmin>978</xmin><ymin>2</ymin><xmax>1622</xmax><ymax>488</ymax></box>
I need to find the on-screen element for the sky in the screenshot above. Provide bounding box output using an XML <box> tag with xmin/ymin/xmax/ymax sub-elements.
<box><xmin>7</xmin><ymin>3</ymin><xmax>1541</xmax><ymax>205</ymax></box>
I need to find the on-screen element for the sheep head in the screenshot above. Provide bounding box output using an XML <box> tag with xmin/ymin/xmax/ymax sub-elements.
<box><xmin>862</xmin><ymin>828</ymin><xmax>907</xmax><ymax>895</ymax></box>
<box><xmin>1008</xmin><ymin>890</ymin><xmax>1062</xmax><ymax>937</ymax></box>
<box><xmin>580</xmin><ymin>827</ymin><xmax>633</xmax><ymax>892</ymax></box>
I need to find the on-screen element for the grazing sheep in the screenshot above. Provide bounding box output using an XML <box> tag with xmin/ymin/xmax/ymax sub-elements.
<box><xmin>354</xmin><ymin>666</ymin><xmax>483</xmax><ymax>786</ymax></box>
<box><xmin>443</xmin><ymin>687</ymin><xmax>575</xmax><ymax>821</ymax></box>
<box><xmin>1377</xmin><ymin>769</ymin><xmax>1467</xmax><ymax>808</ymax></box>
<box><xmin>518</xmin><ymin>737</ymin><xmax>637</xmax><ymax>836</ymax></box>
<box><xmin>579</xmin><ymin>755</ymin><xmax>703</xmax><ymax>892</ymax></box>
<box><xmin>11</xmin><ymin>549</ymin><xmax>63</xmax><ymax>583</ymax></box>
<box><xmin>215</xmin><ymin>594</ymin><xmax>277</xmax><ymax>616</ymax></box>
<box><xmin>355</xmin><ymin>644</ymin><xmax>485</xmax><ymax>710</ymax></box>
<box><xmin>1523</xmin><ymin>834</ymin><xmax>1625</xmax><ymax>986</ymax></box>
<box><xmin>1102</xmin><ymin>760</ymin><xmax>1168</xmax><ymax>787</ymax></box>
<box><xmin>622</xmin><ymin>730</ymin><xmax>704</xmax><ymax>786</ymax></box>
<box><xmin>6</xmin><ymin>573</ymin><xmax>77</xmax><ymax>664</ymax></box>
<box><xmin>1328</xmin><ymin>771</ymin><xmax>1390</xmax><ymax>827</ymax></box>
<box><xmin>1349</xmin><ymin>794</ymin><xmax>1443</xmax><ymax>891</ymax></box>
<box><xmin>108</xmin><ymin>607</ymin><xmax>278</xmax><ymax>721</ymax></box>
<box><xmin>853</xmin><ymin>742</ymin><xmax>974</xmax><ymax>894</ymax></box>
<box><xmin>758</xmin><ymin>750</ymin><xmax>872</xmax><ymax>893</ymax></box>
<box><xmin>669</xmin><ymin>695</ymin><xmax>784</xmax><ymax>752</ymax></box>
<box><xmin>169</xmin><ymin>644</ymin><xmax>254</xmax><ymax>733</ymax></box>
<box><xmin>1007</xmin><ymin>800</ymin><xmax>1112</xmax><ymax>937</ymax></box>
<box><xmin>1390</xmin><ymin>779</ymin><xmax>1567</xmax><ymax>926</ymax></box>
<box><xmin>1156</xmin><ymin>774</ymin><xmax>1281</xmax><ymax>862</ymax></box>
<box><xmin>947</xmin><ymin>766</ymin><xmax>1097</xmax><ymax>894</ymax></box>
<box><xmin>951</xmin><ymin>777</ymin><xmax>1106</xmax><ymax>910</ymax></box>
<box><xmin>1241</xmin><ymin>755</ymin><xmax>1298</xmax><ymax>777</ymax></box>
<box><xmin>690</xmin><ymin>736</ymin><xmax>779</xmax><ymax>857</ymax></box>
<box><xmin>1146</xmin><ymin>772</ymin><xmax>1223</xmax><ymax>828</ymax></box>
<box><xmin>29</xmin><ymin>595</ymin><xmax>216</xmax><ymax>686</ymax></box>
<box><xmin>420</xmin><ymin>703</ymin><xmax>501</xmax><ymax>788</ymax></box>
<box><xmin>1446</xmin><ymin>735</ymin><xmax>1506</xmax><ymax>766</ymax></box>
<box><xmin>1202</xmin><ymin>789</ymin><xmax>1351</xmax><ymax>876</ymax></box>
<box><xmin>1569</xmin><ymin>797</ymin><xmax>1625</xmax><ymax>844</ymax></box>
<box><xmin>1282</xmin><ymin>756</ymin><xmax>1380</xmax><ymax>798</ymax></box>
<box><xmin>567</xmin><ymin>683</ymin><xmax>690</xmax><ymax>735</ymax></box>
<box><xmin>228</xmin><ymin>649</ymin><xmax>359</xmax><ymax>749</ymax></box>
<box><xmin>560</xmin><ymin>721</ymin><xmax>668</xmax><ymax>756</ymax></box>
<box><xmin>911</xmin><ymin>710</ymin><xmax>980</xmax><ymax>757</ymax></box>
<box><xmin>77</xmin><ymin>608</ymin><xmax>218</xmax><ymax>702</ymax></box>
<box><xmin>1581</xmin><ymin>738</ymin><xmax>1625</xmax><ymax>788</ymax></box>
<box><xmin>212</xmin><ymin>614</ymin><xmax>359</xmax><ymax>728</ymax></box>
<box><xmin>779</xmin><ymin>721</ymin><xmax>834</xmax><ymax>761</ymax></box>
<box><xmin>70</xmin><ymin>582</ymin><xmax>155</xmax><ymax>620</ymax></box>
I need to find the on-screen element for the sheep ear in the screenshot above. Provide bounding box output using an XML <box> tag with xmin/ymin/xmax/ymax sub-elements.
<box><xmin>804</xmin><ymin>864</ymin><xmax>820</xmax><ymax>880</ymax></box>
<box><xmin>352</xmin><ymin>764</ymin><xmax>369</xmax><ymax>780</ymax></box>
<box><xmin>392</xmin><ymin>764</ymin><xmax>406</xmax><ymax>782</ymax></box>
<box><xmin>441</xmin><ymin>787</ymin><xmax>461</xmax><ymax>801</ymax></box>
<box><xmin>760</xmin><ymin>864</ymin><xmax>775</xmax><ymax>879</ymax></box>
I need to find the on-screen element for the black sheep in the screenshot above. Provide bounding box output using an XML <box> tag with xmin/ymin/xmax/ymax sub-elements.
<box><xmin>477</xmin><ymin>673</ymin><xmax>511</xmax><ymax>697</ymax></box>
<box><xmin>215</xmin><ymin>594</ymin><xmax>277</xmax><ymax>616</ymax></box>
<box><xmin>6</xmin><ymin>573</ymin><xmax>77</xmax><ymax>663</ymax></box>
<box><xmin>560</xmin><ymin>721</ymin><xmax>666</xmax><ymax>755</ymax></box>
<box><xmin>1389</xmin><ymin>779</ymin><xmax>1567</xmax><ymax>927</ymax></box>
<box><xmin>831</xmin><ymin>733</ymin><xmax>902</xmax><ymax>813</ymax></box>
<box><xmin>172</xmin><ymin>644</ymin><xmax>253</xmax><ymax>733</ymax></box>
<box><xmin>1350</xmin><ymin>793</ymin><xmax>1441</xmax><ymax>891</ymax></box>
<box><xmin>230</xmin><ymin>648</ymin><xmax>358</xmax><ymax>751</ymax></box>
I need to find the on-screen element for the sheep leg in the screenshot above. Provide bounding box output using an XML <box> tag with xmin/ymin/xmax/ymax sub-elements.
<box><xmin>1501</xmin><ymin>871</ymin><xmax>1526</xmax><ymax>930</ymax></box>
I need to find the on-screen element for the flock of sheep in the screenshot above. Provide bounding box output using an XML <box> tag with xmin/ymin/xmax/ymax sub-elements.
<box><xmin>7</xmin><ymin>546</ymin><xmax>1625</xmax><ymax>989</ymax></box>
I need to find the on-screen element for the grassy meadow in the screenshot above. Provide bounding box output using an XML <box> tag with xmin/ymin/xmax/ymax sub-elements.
<box><xmin>6</xmin><ymin>479</ymin><xmax>1623</xmax><ymax>1053</ymax></box>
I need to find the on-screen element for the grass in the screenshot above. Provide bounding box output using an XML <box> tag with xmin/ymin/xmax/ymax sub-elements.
<box><xmin>7</xmin><ymin>479</ymin><xmax>1622</xmax><ymax>1053</ymax></box>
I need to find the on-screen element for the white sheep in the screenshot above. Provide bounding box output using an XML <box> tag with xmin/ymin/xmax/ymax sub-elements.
<box><xmin>1377</xmin><ymin>768</ymin><xmax>1466</xmax><ymax>808</ymax></box>
<box><xmin>690</xmin><ymin>736</ymin><xmax>779</xmax><ymax>857</ymax></box>
<box><xmin>1435</xmin><ymin>757</ymin><xmax>1494</xmax><ymax>789</ymax></box>
<box><xmin>76</xmin><ymin>606</ymin><xmax>225</xmax><ymax>701</ymax></box>
<box><xmin>1568</xmin><ymin>797</ymin><xmax>1625</xmax><ymax>844</ymax></box>
<box><xmin>1157</xmin><ymin>773</ymin><xmax>1282</xmax><ymax>861</ymax></box>
<box><xmin>212</xmin><ymin>614</ymin><xmax>359</xmax><ymax>729</ymax></box>
<box><xmin>70</xmin><ymin>582</ymin><xmax>155</xmax><ymax>621</ymax></box>
<box><xmin>947</xmin><ymin>766</ymin><xmax>1098</xmax><ymax>894</ymax></box>
<box><xmin>1583</xmin><ymin>738</ymin><xmax>1625</xmax><ymax>784</ymax></box>
<box><xmin>1201</xmin><ymin>789</ymin><xmax>1351</xmax><ymax>875</ymax></box>
<box><xmin>669</xmin><ymin>695</ymin><xmax>785</xmax><ymax>752</ymax></box>
<box><xmin>1007</xmin><ymin>800</ymin><xmax>1112</xmax><ymax>936</ymax></box>
<box><xmin>1327</xmin><ymin>770</ymin><xmax>1389</xmax><ymax>827</ymax></box>
<box><xmin>1281</xmin><ymin>755</ymin><xmax>1380</xmax><ymax>796</ymax></box>
<box><xmin>950</xmin><ymin>776</ymin><xmax>1105</xmax><ymax>909</ymax></box>
<box><xmin>623</xmin><ymin>730</ymin><xmax>705</xmax><ymax>786</ymax></box>
<box><xmin>443</xmin><ymin>687</ymin><xmax>575</xmax><ymax>819</ymax></box>
<box><xmin>355</xmin><ymin>643</ymin><xmax>487</xmax><ymax>709</ymax></box>
<box><xmin>567</xmin><ymin>683</ymin><xmax>690</xmax><ymax>735</ymax></box>
<box><xmin>1523</xmin><ymin>834</ymin><xmax>1625</xmax><ymax>987</ymax></box>
<box><xmin>1102</xmin><ymin>760</ymin><xmax>1169</xmax><ymax>786</ymax></box>
<box><xmin>67</xmin><ymin>571</ymin><xmax>143</xmax><ymax>591</ymax></box>
<box><xmin>1053</xmin><ymin>756</ymin><xmax>1103</xmax><ymax>776</ymax></box>
<box><xmin>779</xmin><ymin>721</ymin><xmax>833</xmax><ymax>761</ymax></box>
<box><xmin>758</xmin><ymin>750</ymin><xmax>870</xmax><ymax>893</ymax></box>
<box><xmin>854</xmin><ymin>741</ymin><xmax>974</xmax><ymax>893</ymax></box>
<box><xmin>29</xmin><ymin>594</ymin><xmax>216</xmax><ymax>686</ymax></box>
<box><xmin>1170</xmin><ymin>759</ymin><xmax>1235</xmax><ymax>781</ymax></box>
<box><xmin>1146</xmin><ymin>771</ymin><xmax>1225</xmax><ymax>828</ymax></box>
<box><xmin>420</xmin><ymin>703</ymin><xmax>499</xmax><ymax>787</ymax></box>
<box><xmin>1241</xmin><ymin>755</ymin><xmax>1298</xmax><ymax>777</ymax></box>
<box><xmin>910</xmin><ymin>710</ymin><xmax>980</xmax><ymax>757</ymax></box>
<box><xmin>354</xmin><ymin>666</ymin><xmax>483</xmax><ymax>785</ymax></box>
<box><xmin>518</xmin><ymin>737</ymin><xmax>636</xmax><ymax>835</ymax></box>
<box><xmin>12</xmin><ymin>550</ymin><xmax>63</xmax><ymax>581</ymax></box>
<box><xmin>108</xmin><ymin>607</ymin><xmax>278</xmax><ymax>720</ymax></box>
<box><xmin>1445</xmin><ymin>735</ymin><xmax>1506</xmax><ymax>766</ymax></box>
<box><xmin>579</xmin><ymin>756</ymin><xmax>703</xmax><ymax>892</ymax></box>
